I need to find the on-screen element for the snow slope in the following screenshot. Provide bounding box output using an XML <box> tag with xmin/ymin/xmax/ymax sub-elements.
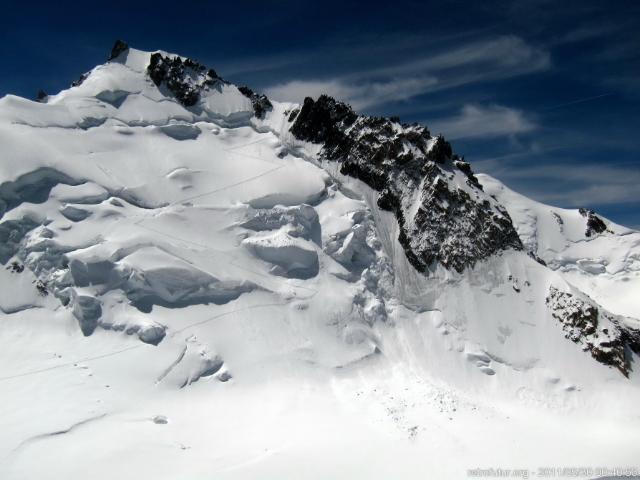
<box><xmin>480</xmin><ymin>173</ymin><xmax>640</xmax><ymax>319</ymax></box>
<box><xmin>1</xmin><ymin>44</ymin><xmax>639</xmax><ymax>479</ymax></box>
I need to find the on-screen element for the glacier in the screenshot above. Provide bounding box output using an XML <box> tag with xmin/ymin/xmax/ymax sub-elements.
<box><xmin>1</xmin><ymin>41</ymin><xmax>639</xmax><ymax>479</ymax></box>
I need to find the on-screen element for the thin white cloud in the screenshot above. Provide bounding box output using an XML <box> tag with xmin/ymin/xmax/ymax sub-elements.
<box><xmin>265</xmin><ymin>79</ymin><xmax>350</xmax><ymax>105</ymax></box>
<box><xmin>262</xmin><ymin>35</ymin><xmax>550</xmax><ymax>110</ymax></box>
<box><xmin>429</xmin><ymin>104</ymin><xmax>536</xmax><ymax>139</ymax></box>
<box><xmin>549</xmin><ymin>23</ymin><xmax>619</xmax><ymax>46</ymax></box>
<box><xmin>603</xmin><ymin>74</ymin><xmax>640</xmax><ymax>97</ymax></box>
<box><xmin>216</xmin><ymin>29</ymin><xmax>507</xmax><ymax>78</ymax></box>
<box><xmin>265</xmin><ymin>76</ymin><xmax>437</xmax><ymax>110</ymax></box>
<box><xmin>389</xmin><ymin>36</ymin><xmax>550</xmax><ymax>94</ymax></box>
<box><xmin>525</xmin><ymin>177</ymin><xmax>640</xmax><ymax>207</ymax></box>
<box><xmin>479</xmin><ymin>160</ymin><xmax>640</xmax><ymax>207</ymax></box>
<box><xmin>376</xmin><ymin>35</ymin><xmax>550</xmax><ymax>77</ymax></box>
<box><xmin>541</xmin><ymin>93</ymin><xmax>613</xmax><ymax>111</ymax></box>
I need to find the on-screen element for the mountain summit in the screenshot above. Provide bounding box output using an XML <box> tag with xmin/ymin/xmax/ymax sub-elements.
<box><xmin>1</xmin><ymin>41</ymin><xmax>639</xmax><ymax>479</ymax></box>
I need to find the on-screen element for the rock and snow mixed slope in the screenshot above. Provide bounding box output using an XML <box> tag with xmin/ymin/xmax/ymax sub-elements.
<box><xmin>480</xmin><ymin>174</ymin><xmax>640</xmax><ymax>319</ymax></box>
<box><xmin>1</xmin><ymin>42</ymin><xmax>639</xmax><ymax>479</ymax></box>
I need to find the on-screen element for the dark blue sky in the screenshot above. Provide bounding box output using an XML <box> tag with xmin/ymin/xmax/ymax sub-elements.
<box><xmin>1</xmin><ymin>0</ymin><xmax>638</xmax><ymax>227</ymax></box>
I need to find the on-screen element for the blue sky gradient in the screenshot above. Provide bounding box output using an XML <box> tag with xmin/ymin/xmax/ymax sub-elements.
<box><xmin>1</xmin><ymin>0</ymin><xmax>638</xmax><ymax>226</ymax></box>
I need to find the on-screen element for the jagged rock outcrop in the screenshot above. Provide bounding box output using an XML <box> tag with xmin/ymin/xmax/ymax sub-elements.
<box><xmin>238</xmin><ymin>86</ymin><xmax>273</xmax><ymax>119</ymax></box>
<box><xmin>579</xmin><ymin>208</ymin><xmax>607</xmax><ymax>237</ymax></box>
<box><xmin>289</xmin><ymin>95</ymin><xmax>523</xmax><ymax>272</ymax></box>
<box><xmin>108</xmin><ymin>39</ymin><xmax>129</xmax><ymax>61</ymax></box>
<box><xmin>71</xmin><ymin>72</ymin><xmax>89</xmax><ymax>88</ymax></box>
<box><xmin>546</xmin><ymin>286</ymin><xmax>640</xmax><ymax>376</ymax></box>
<box><xmin>147</xmin><ymin>53</ymin><xmax>222</xmax><ymax>107</ymax></box>
<box><xmin>143</xmin><ymin>49</ymin><xmax>273</xmax><ymax>119</ymax></box>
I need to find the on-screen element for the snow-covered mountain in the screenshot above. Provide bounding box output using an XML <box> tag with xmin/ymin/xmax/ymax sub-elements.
<box><xmin>1</xmin><ymin>41</ymin><xmax>639</xmax><ymax>479</ymax></box>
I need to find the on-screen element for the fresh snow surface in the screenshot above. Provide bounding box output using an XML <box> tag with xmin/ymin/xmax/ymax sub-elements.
<box><xmin>479</xmin><ymin>173</ymin><xmax>640</xmax><ymax>319</ymax></box>
<box><xmin>1</xmin><ymin>48</ymin><xmax>639</xmax><ymax>479</ymax></box>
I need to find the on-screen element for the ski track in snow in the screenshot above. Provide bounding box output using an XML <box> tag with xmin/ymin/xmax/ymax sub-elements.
<box><xmin>11</xmin><ymin>414</ymin><xmax>109</xmax><ymax>453</ymax></box>
<box><xmin>0</xmin><ymin>346</ymin><xmax>143</xmax><ymax>382</ymax></box>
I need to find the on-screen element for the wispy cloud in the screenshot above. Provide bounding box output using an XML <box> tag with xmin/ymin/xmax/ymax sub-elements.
<box><xmin>216</xmin><ymin>27</ymin><xmax>502</xmax><ymax>79</ymax></box>
<box><xmin>365</xmin><ymin>35</ymin><xmax>550</xmax><ymax>80</ymax></box>
<box><xmin>541</xmin><ymin>93</ymin><xmax>613</xmax><ymax>111</ymax></box>
<box><xmin>265</xmin><ymin>76</ymin><xmax>437</xmax><ymax>110</ymax></box>
<box><xmin>548</xmin><ymin>23</ymin><xmax>619</xmax><ymax>46</ymax></box>
<box><xmin>429</xmin><ymin>104</ymin><xmax>536</xmax><ymax>139</ymax></box>
<box><xmin>520</xmin><ymin>165</ymin><xmax>640</xmax><ymax>207</ymax></box>
<box><xmin>603</xmin><ymin>74</ymin><xmax>640</xmax><ymax>98</ymax></box>
<box><xmin>479</xmin><ymin>160</ymin><xmax>640</xmax><ymax>207</ymax></box>
<box><xmin>262</xmin><ymin>35</ymin><xmax>551</xmax><ymax>110</ymax></box>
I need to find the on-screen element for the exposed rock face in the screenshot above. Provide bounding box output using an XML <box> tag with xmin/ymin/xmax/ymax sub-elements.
<box><xmin>144</xmin><ymin>52</ymin><xmax>273</xmax><ymax>118</ymax></box>
<box><xmin>108</xmin><ymin>39</ymin><xmax>129</xmax><ymax>61</ymax></box>
<box><xmin>71</xmin><ymin>72</ymin><xmax>89</xmax><ymax>88</ymax></box>
<box><xmin>290</xmin><ymin>95</ymin><xmax>523</xmax><ymax>272</ymax></box>
<box><xmin>238</xmin><ymin>86</ymin><xmax>273</xmax><ymax>119</ymax></box>
<box><xmin>289</xmin><ymin>95</ymin><xmax>358</xmax><ymax>148</ymax></box>
<box><xmin>546</xmin><ymin>286</ymin><xmax>640</xmax><ymax>376</ymax></box>
<box><xmin>147</xmin><ymin>53</ymin><xmax>222</xmax><ymax>107</ymax></box>
<box><xmin>579</xmin><ymin>208</ymin><xmax>607</xmax><ymax>237</ymax></box>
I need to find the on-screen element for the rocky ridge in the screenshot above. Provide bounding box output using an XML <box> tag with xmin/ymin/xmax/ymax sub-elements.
<box><xmin>546</xmin><ymin>286</ymin><xmax>640</xmax><ymax>376</ymax></box>
<box><xmin>146</xmin><ymin>52</ymin><xmax>222</xmax><ymax>107</ymax></box>
<box><xmin>288</xmin><ymin>95</ymin><xmax>523</xmax><ymax>273</ymax></box>
<box><xmin>579</xmin><ymin>208</ymin><xmax>608</xmax><ymax>237</ymax></box>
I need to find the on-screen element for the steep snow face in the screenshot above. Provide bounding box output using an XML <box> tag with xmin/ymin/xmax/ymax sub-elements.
<box><xmin>1</xmin><ymin>42</ymin><xmax>640</xmax><ymax>479</ymax></box>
